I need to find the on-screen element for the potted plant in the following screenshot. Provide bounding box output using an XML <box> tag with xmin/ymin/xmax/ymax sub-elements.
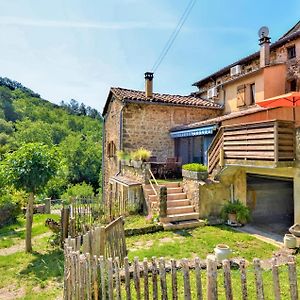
<box><xmin>221</xmin><ymin>200</ymin><xmax>251</xmax><ymax>225</ymax></box>
<box><xmin>182</xmin><ymin>163</ymin><xmax>208</xmax><ymax>180</ymax></box>
<box><xmin>131</xmin><ymin>148</ymin><xmax>151</xmax><ymax>168</ymax></box>
<box><xmin>116</xmin><ymin>150</ymin><xmax>131</xmax><ymax>166</ymax></box>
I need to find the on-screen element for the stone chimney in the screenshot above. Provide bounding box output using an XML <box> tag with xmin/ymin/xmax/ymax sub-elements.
<box><xmin>259</xmin><ymin>34</ymin><xmax>271</xmax><ymax>68</ymax></box>
<box><xmin>144</xmin><ymin>72</ymin><xmax>154</xmax><ymax>98</ymax></box>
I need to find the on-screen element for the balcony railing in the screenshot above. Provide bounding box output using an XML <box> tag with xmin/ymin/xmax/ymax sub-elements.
<box><xmin>208</xmin><ymin>120</ymin><xmax>295</xmax><ymax>173</ymax></box>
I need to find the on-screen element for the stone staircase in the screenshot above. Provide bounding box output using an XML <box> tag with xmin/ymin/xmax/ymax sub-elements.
<box><xmin>143</xmin><ymin>181</ymin><xmax>204</xmax><ymax>230</ymax></box>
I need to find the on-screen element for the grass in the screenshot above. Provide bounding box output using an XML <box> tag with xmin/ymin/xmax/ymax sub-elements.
<box><xmin>0</xmin><ymin>214</ymin><xmax>63</xmax><ymax>299</ymax></box>
<box><xmin>124</xmin><ymin>215</ymin><xmax>157</xmax><ymax>230</ymax></box>
<box><xmin>126</xmin><ymin>225</ymin><xmax>277</xmax><ymax>261</ymax></box>
<box><xmin>0</xmin><ymin>214</ymin><xmax>60</xmax><ymax>248</ymax></box>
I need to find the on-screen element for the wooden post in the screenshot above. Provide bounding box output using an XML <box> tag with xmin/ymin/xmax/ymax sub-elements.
<box><xmin>152</xmin><ymin>257</ymin><xmax>158</xmax><ymax>300</ymax></box>
<box><xmin>253</xmin><ymin>258</ymin><xmax>264</xmax><ymax>300</ymax></box>
<box><xmin>240</xmin><ymin>259</ymin><xmax>248</xmax><ymax>300</ymax></box>
<box><xmin>85</xmin><ymin>253</ymin><xmax>92</xmax><ymax>300</ymax></box>
<box><xmin>159</xmin><ymin>258</ymin><xmax>168</xmax><ymax>300</ymax></box>
<box><xmin>107</xmin><ymin>258</ymin><xmax>114</xmax><ymax>300</ymax></box>
<box><xmin>61</xmin><ymin>207</ymin><xmax>70</xmax><ymax>247</ymax></box>
<box><xmin>99</xmin><ymin>256</ymin><xmax>106</xmax><ymax>300</ymax></box>
<box><xmin>207</xmin><ymin>255</ymin><xmax>218</xmax><ymax>300</ymax></box>
<box><xmin>143</xmin><ymin>258</ymin><xmax>149</xmax><ymax>300</ymax></box>
<box><xmin>288</xmin><ymin>255</ymin><xmax>298</xmax><ymax>300</ymax></box>
<box><xmin>92</xmin><ymin>255</ymin><xmax>98</xmax><ymax>300</ymax></box>
<box><xmin>182</xmin><ymin>258</ymin><xmax>191</xmax><ymax>300</ymax></box>
<box><xmin>222</xmin><ymin>259</ymin><xmax>233</xmax><ymax>300</ymax></box>
<box><xmin>44</xmin><ymin>198</ymin><xmax>51</xmax><ymax>214</ymax></box>
<box><xmin>159</xmin><ymin>186</ymin><xmax>168</xmax><ymax>218</ymax></box>
<box><xmin>271</xmin><ymin>257</ymin><xmax>281</xmax><ymax>300</ymax></box>
<box><xmin>99</xmin><ymin>226</ymin><xmax>106</xmax><ymax>257</ymax></box>
<box><xmin>171</xmin><ymin>259</ymin><xmax>178</xmax><ymax>300</ymax></box>
<box><xmin>124</xmin><ymin>257</ymin><xmax>132</xmax><ymax>300</ymax></box>
<box><xmin>195</xmin><ymin>257</ymin><xmax>203</xmax><ymax>300</ymax></box>
<box><xmin>115</xmin><ymin>257</ymin><xmax>122</xmax><ymax>300</ymax></box>
<box><xmin>134</xmin><ymin>257</ymin><xmax>141</xmax><ymax>300</ymax></box>
<box><xmin>75</xmin><ymin>251</ymin><xmax>80</xmax><ymax>300</ymax></box>
<box><xmin>219</xmin><ymin>148</ymin><xmax>224</xmax><ymax>168</ymax></box>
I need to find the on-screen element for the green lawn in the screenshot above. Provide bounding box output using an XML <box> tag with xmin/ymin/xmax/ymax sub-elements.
<box><xmin>0</xmin><ymin>214</ymin><xmax>63</xmax><ymax>299</ymax></box>
<box><xmin>126</xmin><ymin>225</ymin><xmax>277</xmax><ymax>261</ymax></box>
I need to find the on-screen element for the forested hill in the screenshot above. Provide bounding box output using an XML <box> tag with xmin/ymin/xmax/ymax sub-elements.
<box><xmin>0</xmin><ymin>77</ymin><xmax>103</xmax><ymax>198</ymax></box>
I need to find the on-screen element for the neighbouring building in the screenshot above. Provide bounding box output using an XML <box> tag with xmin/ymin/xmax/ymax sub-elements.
<box><xmin>102</xmin><ymin>21</ymin><xmax>300</xmax><ymax>233</ymax></box>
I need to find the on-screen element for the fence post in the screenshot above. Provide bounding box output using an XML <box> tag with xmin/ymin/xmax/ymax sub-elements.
<box><xmin>44</xmin><ymin>198</ymin><xmax>51</xmax><ymax>214</ymax></box>
<box><xmin>182</xmin><ymin>258</ymin><xmax>191</xmax><ymax>300</ymax></box>
<box><xmin>207</xmin><ymin>255</ymin><xmax>218</xmax><ymax>300</ymax></box>
<box><xmin>222</xmin><ymin>259</ymin><xmax>233</xmax><ymax>300</ymax></box>
<box><xmin>240</xmin><ymin>259</ymin><xmax>248</xmax><ymax>300</ymax></box>
<box><xmin>61</xmin><ymin>207</ymin><xmax>70</xmax><ymax>247</ymax></box>
<box><xmin>288</xmin><ymin>255</ymin><xmax>298</xmax><ymax>300</ymax></box>
<box><xmin>271</xmin><ymin>257</ymin><xmax>281</xmax><ymax>300</ymax></box>
<box><xmin>159</xmin><ymin>258</ymin><xmax>168</xmax><ymax>300</ymax></box>
<box><xmin>159</xmin><ymin>186</ymin><xmax>167</xmax><ymax>218</ymax></box>
<box><xmin>253</xmin><ymin>258</ymin><xmax>264</xmax><ymax>300</ymax></box>
<box><xmin>195</xmin><ymin>257</ymin><xmax>203</xmax><ymax>300</ymax></box>
<box><xmin>99</xmin><ymin>226</ymin><xmax>105</xmax><ymax>257</ymax></box>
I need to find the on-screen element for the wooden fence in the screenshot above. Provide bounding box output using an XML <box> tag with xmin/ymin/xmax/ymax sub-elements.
<box><xmin>61</xmin><ymin>197</ymin><xmax>105</xmax><ymax>242</ymax></box>
<box><xmin>63</xmin><ymin>252</ymin><xmax>298</xmax><ymax>300</ymax></box>
<box><xmin>65</xmin><ymin>216</ymin><xmax>126</xmax><ymax>261</ymax></box>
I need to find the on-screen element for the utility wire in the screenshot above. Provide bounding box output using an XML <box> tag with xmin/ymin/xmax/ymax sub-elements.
<box><xmin>151</xmin><ymin>0</ymin><xmax>197</xmax><ymax>73</ymax></box>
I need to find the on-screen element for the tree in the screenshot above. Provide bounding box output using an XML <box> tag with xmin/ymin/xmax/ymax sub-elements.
<box><xmin>1</xmin><ymin>143</ymin><xmax>60</xmax><ymax>252</ymax></box>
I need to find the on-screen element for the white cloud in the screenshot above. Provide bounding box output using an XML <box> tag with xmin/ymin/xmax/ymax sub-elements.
<box><xmin>0</xmin><ymin>16</ymin><xmax>174</xmax><ymax>30</ymax></box>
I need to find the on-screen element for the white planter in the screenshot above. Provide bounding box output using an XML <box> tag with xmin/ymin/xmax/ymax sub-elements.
<box><xmin>214</xmin><ymin>244</ymin><xmax>232</xmax><ymax>262</ymax></box>
<box><xmin>284</xmin><ymin>234</ymin><xmax>297</xmax><ymax>249</ymax></box>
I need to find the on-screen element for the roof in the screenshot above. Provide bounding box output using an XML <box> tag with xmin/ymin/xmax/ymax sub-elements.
<box><xmin>103</xmin><ymin>87</ymin><xmax>222</xmax><ymax>116</ymax></box>
<box><xmin>193</xmin><ymin>21</ymin><xmax>300</xmax><ymax>87</ymax></box>
<box><xmin>170</xmin><ymin>106</ymin><xmax>267</xmax><ymax>132</ymax></box>
<box><xmin>109</xmin><ymin>175</ymin><xmax>141</xmax><ymax>187</ymax></box>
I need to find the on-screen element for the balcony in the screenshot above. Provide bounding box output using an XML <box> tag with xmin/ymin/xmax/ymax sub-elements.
<box><xmin>208</xmin><ymin>120</ymin><xmax>295</xmax><ymax>173</ymax></box>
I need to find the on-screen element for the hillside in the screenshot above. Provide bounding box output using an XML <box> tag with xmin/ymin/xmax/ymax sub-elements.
<box><xmin>0</xmin><ymin>77</ymin><xmax>103</xmax><ymax>197</ymax></box>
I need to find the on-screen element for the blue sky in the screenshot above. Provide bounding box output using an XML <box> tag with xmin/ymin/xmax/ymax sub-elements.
<box><xmin>0</xmin><ymin>0</ymin><xmax>299</xmax><ymax>112</ymax></box>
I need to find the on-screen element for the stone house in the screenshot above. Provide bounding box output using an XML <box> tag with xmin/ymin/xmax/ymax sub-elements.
<box><xmin>102</xmin><ymin>73</ymin><xmax>222</xmax><ymax>213</ymax></box>
<box><xmin>102</xmin><ymin>21</ymin><xmax>300</xmax><ymax>232</ymax></box>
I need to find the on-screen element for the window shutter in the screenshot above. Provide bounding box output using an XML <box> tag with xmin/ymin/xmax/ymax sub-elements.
<box><xmin>245</xmin><ymin>84</ymin><xmax>252</xmax><ymax>106</ymax></box>
<box><xmin>237</xmin><ymin>84</ymin><xmax>246</xmax><ymax>107</ymax></box>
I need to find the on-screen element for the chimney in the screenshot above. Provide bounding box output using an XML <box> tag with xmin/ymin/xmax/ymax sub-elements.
<box><xmin>259</xmin><ymin>30</ymin><xmax>271</xmax><ymax>68</ymax></box>
<box><xmin>144</xmin><ymin>72</ymin><xmax>154</xmax><ymax>98</ymax></box>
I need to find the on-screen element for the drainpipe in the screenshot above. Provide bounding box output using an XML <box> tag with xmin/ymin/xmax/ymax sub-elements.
<box><xmin>116</xmin><ymin>104</ymin><xmax>125</xmax><ymax>175</ymax></box>
<box><xmin>102</xmin><ymin>114</ymin><xmax>106</xmax><ymax>204</ymax></box>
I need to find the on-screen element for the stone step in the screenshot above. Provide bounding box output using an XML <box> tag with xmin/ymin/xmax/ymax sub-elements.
<box><xmin>167</xmin><ymin>193</ymin><xmax>187</xmax><ymax>200</ymax></box>
<box><xmin>159</xmin><ymin>182</ymin><xmax>181</xmax><ymax>188</ymax></box>
<box><xmin>167</xmin><ymin>187</ymin><xmax>183</xmax><ymax>193</ymax></box>
<box><xmin>167</xmin><ymin>205</ymin><xmax>195</xmax><ymax>215</ymax></box>
<box><xmin>160</xmin><ymin>212</ymin><xmax>199</xmax><ymax>223</ymax></box>
<box><xmin>149</xmin><ymin>195</ymin><xmax>158</xmax><ymax>202</ymax></box>
<box><xmin>163</xmin><ymin>219</ymin><xmax>206</xmax><ymax>230</ymax></box>
<box><xmin>167</xmin><ymin>199</ymin><xmax>191</xmax><ymax>207</ymax></box>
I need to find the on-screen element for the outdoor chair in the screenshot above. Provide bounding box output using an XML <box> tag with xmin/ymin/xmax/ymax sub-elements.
<box><xmin>164</xmin><ymin>157</ymin><xmax>178</xmax><ymax>178</ymax></box>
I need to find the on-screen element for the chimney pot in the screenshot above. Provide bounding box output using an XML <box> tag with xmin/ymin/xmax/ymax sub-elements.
<box><xmin>144</xmin><ymin>72</ymin><xmax>154</xmax><ymax>98</ymax></box>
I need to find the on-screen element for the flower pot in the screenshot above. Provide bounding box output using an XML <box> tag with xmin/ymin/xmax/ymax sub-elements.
<box><xmin>182</xmin><ymin>169</ymin><xmax>208</xmax><ymax>181</ymax></box>
<box><xmin>284</xmin><ymin>234</ymin><xmax>297</xmax><ymax>249</ymax></box>
<box><xmin>132</xmin><ymin>160</ymin><xmax>142</xmax><ymax>168</ymax></box>
<box><xmin>214</xmin><ymin>244</ymin><xmax>232</xmax><ymax>263</ymax></box>
<box><xmin>228</xmin><ymin>213</ymin><xmax>237</xmax><ymax>223</ymax></box>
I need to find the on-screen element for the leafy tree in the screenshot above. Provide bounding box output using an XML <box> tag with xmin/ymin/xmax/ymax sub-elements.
<box><xmin>61</xmin><ymin>182</ymin><xmax>94</xmax><ymax>201</ymax></box>
<box><xmin>1</xmin><ymin>143</ymin><xmax>60</xmax><ymax>252</ymax></box>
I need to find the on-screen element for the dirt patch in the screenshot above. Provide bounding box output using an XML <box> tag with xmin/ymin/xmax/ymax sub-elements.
<box><xmin>0</xmin><ymin>232</ymin><xmax>51</xmax><ymax>256</ymax></box>
<box><xmin>261</xmin><ymin>248</ymin><xmax>296</xmax><ymax>269</ymax></box>
<box><xmin>159</xmin><ymin>236</ymin><xmax>183</xmax><ymax>244</ymax></box>
<box><xmin>0</xmin><ymin>286</ymin><xmax>25</xmax><ymax>300</ymax></box>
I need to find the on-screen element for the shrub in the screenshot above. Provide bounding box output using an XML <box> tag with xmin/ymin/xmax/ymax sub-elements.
<box><xmin>221</xmin><ymin>200</ymin><xmax>251</xmax><ymax>224</ymax></box>
<box><xmin>61</xmin><ymin>182</ymin><xmax>95</xmax><ymax>201</ymax></box>
<box><xmin>0</xmin><ymin>193</ymin><xmax>22</xmax><ymax>227</ymax></box>
<box><xmin>116</xmin><ymin>150</ymin><xmax>131</xmax><ymax>162</ymax></box>
<box><xmin>182</xmin><ymin>163</ymin><xmax>207</xmax><ymax>172</ymax></box>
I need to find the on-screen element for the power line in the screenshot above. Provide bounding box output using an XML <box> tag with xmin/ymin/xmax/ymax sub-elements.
<box><xmin>151</xmin><ymin>0</ymin><xmax>197</xmax><ymax>73</ymax></box>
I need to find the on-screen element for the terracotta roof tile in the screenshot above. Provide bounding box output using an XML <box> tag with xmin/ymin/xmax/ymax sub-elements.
<box><xmin>111</xmin><ymin>87</ymin><xmax>222</xmax><ymax>109</ymax></box>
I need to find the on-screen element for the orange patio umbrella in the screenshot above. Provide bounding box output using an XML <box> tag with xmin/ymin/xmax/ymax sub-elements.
<box><xmin>257</xmin><ymin>92</ymin><xmax>300</xmax><ymax>121</ymax></box>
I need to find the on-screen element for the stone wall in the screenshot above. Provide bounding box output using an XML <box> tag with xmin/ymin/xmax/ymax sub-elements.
<box><xmin>182</xmin><ymin>177</ymin><xmax>200</xmax><ymax>213</ymax></box>
<box><xmin>122</xmin><ymin>103</ymin><xmax>220</xmax><ymax>161</ymax></box>
<box><xmin>199</xmin><ymin>180</ymin><xmax>230</xmax><ymax>219</ymax></box>
<box><xmin>103</xmin><ymin>96</ymin><xmax>123</xmax><ymax>200</ymax></box>
<box><xmin>121</xmin><ymin>164</ymin><xmax>150</xmax><ymax>184</ymax></box>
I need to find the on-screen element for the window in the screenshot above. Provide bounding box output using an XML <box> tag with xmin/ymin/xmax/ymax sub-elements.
<box><xmin>290</xmin><ymin>79</ymin><xmax>297</xmax><ymax>92</ymax></box>
<box><xmin>250</xmin><ymin>83</ymin><xmax>256</xmax><ymax>105</ymax></box>
<box><xmin>237</xmin><ymin>85</ymin><xmax>246</xmax><ymax>107</ymax></box>
<box><xmin>287</xmin><ymin>45</ymin><xmax>296</xmax><ymax>59</ymax></box>
<box><xmin>107</xmin><ymin>141</ymin><xmax>116</xmax><ymax>157</ymax></box>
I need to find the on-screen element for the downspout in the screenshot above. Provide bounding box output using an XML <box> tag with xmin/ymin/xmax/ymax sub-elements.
<box><xmin>116</xmin><ymin>104</ymin><xmax>125</xmax><ymax>175</ymax></box>
<box><xmin>102</xmin><ymin>114</ymin><xmax>106</xmax><ymax>204</ymax></box>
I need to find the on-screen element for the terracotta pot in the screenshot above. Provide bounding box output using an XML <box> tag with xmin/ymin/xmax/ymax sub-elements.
<box><xmin>214</xmin><ymin>244</ymin><xmax>232</xmax><ymax>262</ymax></box>
<box><xmin>228</xmin><ymin>213</ymin><xmax>237</xmax><ymax>223</ymax></box>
